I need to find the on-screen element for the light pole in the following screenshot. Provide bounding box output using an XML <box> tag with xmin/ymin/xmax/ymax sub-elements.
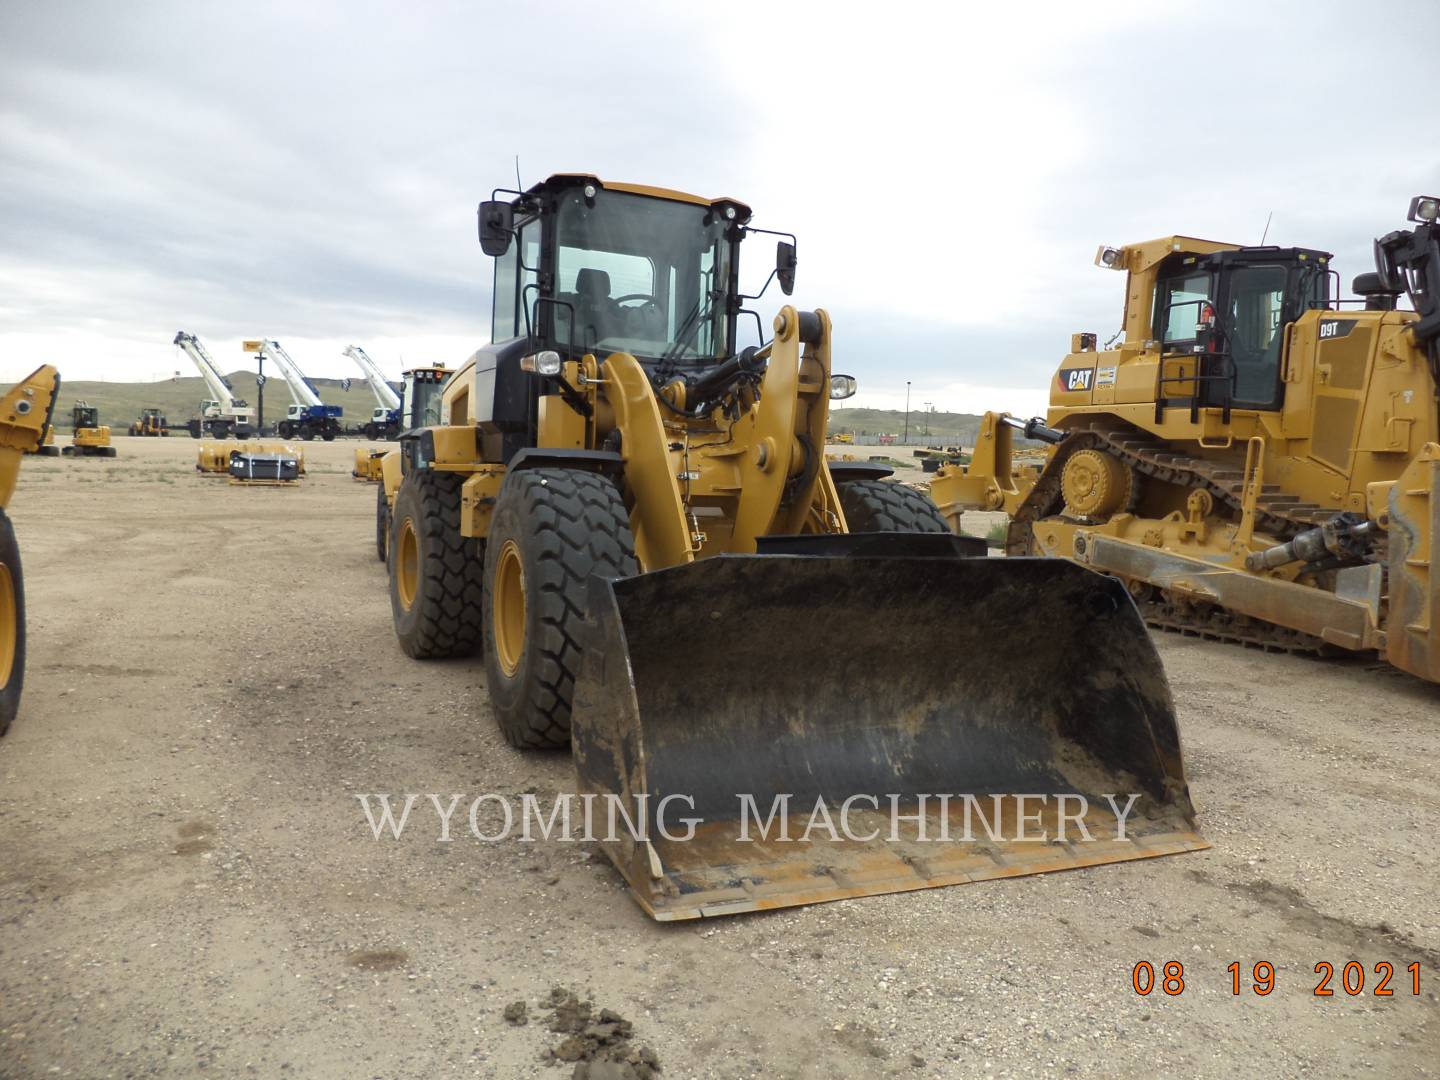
<box><xmin>903</xmin><ymin>381</ymin><xmax>911</xmax><ymax>444</ymax></box>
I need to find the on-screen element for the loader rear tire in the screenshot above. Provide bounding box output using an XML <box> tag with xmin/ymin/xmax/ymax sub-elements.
<box><xmin>838</xmin><ymin>478</ymin><xmax>951</xmax><ymax>533</ymax></box>
<box><xmin>375</xmin><ymin>481</ymin><xmax>389</xmax><ymax>564</ymax></box>
<box><xmin>389</xmin><ymin>471</ymin><xmax>484</xmax><ymax>658</ymax></box>
<box><xmin>0</xmin><ymin>510</ymin><xmax>26</xmax><ymax>737</ymax></box>
<box><xmin>483</xmin><ymin>468</ymin><xmax>638</xmax><ymax>750</ymax></box>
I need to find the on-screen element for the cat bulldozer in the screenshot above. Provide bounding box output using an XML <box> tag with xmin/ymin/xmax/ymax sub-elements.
<box><xmin>933</xmin><ymin>194</ymin><xmax>1440</xmax><ymax>683</ymax></box>
<box><xmin>385</xmin><ymin>174</ymin><xmax>1205</xmax><ymax>920</ymax></box>
<box><xmin>61</xmin><ymin>401</ymin><xmax>116</xmax><ymax>458</ymax></box>
<box><xmin>0</xmin><ymin>366</ymin><xmax>60</xmax><ymax>735</ymax></box>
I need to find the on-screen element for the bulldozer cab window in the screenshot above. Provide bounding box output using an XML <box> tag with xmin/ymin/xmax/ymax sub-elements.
<box><xmin>1156</xmin><ymin>271</ymin><xmax>1214</xmax><ymax>347</ymax></box>
<box><xmin>1226</xmin><ymin>265</ymin><xmax>1288</xmax><ymax>406</ymax></box>
<box><xmin>552</xmin><ymin>189</ymin><xmax>732</xmax><ymax>366</ymax></box>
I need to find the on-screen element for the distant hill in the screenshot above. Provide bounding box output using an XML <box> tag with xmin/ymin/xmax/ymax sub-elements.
<box><xmin>36</xmin><ymin>376</ymin><xmax>993</xmax><ymax>448</ymax></box>
<box><xmin>44</xmin><ymin>371</ymin><xmax>387</xmax><ymax>431</ymax></box>
<box><xmin>827</xmin><ymin>407</ymin><xmax>986</xmax><ymax>447</ymax></box>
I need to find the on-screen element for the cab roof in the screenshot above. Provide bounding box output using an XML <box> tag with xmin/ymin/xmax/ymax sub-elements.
<box><xmin>521</xmin><ymin>173</ymin><xmax>752</xmax><ymax>221</ymax></box>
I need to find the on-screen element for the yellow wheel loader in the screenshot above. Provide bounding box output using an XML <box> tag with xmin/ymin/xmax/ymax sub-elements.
<box><xmin>61</xmin><ymin>401</ymin><xmax>116</xmax><ymax>458</ymax></box>
<box><xmin>386</xmin><ymin>174</ymin><xmax>1204</xmax><ymax>920</ymax></box>
<box><xmin>0</xmin><ymin>366</ymin><xmax>59</xmax><ymax>735</ymax></box>
<box><xmin>933</xmin><ymin>194</ymin><xmax>1440</xmax><ymax>682</ymax></box>
<box><xmin>129</xmin><ymin>408</ymin><xmax>169</xmax><ymax>437</ymax></box>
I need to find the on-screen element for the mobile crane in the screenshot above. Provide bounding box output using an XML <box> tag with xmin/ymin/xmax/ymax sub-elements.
<box><xmin>343</xmin><ymin>345</ymin><xmax>402</xmax><ymax>439</ymax></box>
<box><xmin>258</xmin><ymin>340</ymin><xmax>343</xmax><ymax>441</ymax></box>
<box><xmin>173</xmin><ymin>331</ymin><xmax>257</xmax><ymax>439</ymax></box>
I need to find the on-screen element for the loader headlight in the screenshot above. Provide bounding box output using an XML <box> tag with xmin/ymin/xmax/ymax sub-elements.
<box><xmin>520</xmin><ymin>350</ymin><xmax>562</xmax><ymax>376</ymax></box>
<box><xmin>829</xmin><ymin>374</ymin><xmax>857</xmax><ymax>400</ymax></box>
<box><xmin>1095</xmin><ymin>245</ymin><xmax>1125</xmax><ymax>270</ymax></box>
<box><xmin>1409</xmin><ymin>195</ymin><xmax>1440</xmax><ymax>224</ymax></box>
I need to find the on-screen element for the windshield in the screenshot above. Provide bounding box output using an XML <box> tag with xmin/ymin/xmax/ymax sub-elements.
<box><xmin>552</xmin><ymin>189</ymin><xmax>733</xmax><ymax>365</ymax></box>
<box><xmin>405</xmin><ymin>373</ymin><xmax>445</xmax><ymax>428</ymax></box>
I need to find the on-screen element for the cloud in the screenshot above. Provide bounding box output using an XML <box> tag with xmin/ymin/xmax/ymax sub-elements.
<box><xmin>1</xmin><ymin>0</ymin><xmax>1437</xmax><ymax>412</ymax></box>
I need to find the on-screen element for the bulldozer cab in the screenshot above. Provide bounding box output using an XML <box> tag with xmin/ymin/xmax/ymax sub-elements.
<box><xmin>483</xmin><ymin>175</ymin><xmax>794</xmax><ymax>375</ymax></box>
<box><xmin>1152</xmin><ymin>246</ymin><xmax>1331</xmax><ymax>414</ymax></box>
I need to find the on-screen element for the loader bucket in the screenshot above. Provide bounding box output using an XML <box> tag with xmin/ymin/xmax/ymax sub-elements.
<box><xmin>572</xmin><ymin>552</ymin><xmax>1207</xmax><ymax>921</ymax></box>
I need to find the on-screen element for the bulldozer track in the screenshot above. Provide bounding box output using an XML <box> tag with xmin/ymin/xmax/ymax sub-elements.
<box><xmin>1006</xmin><ymin>422</ymin><xmax>1346</xmax><ymax>656</ymax></box>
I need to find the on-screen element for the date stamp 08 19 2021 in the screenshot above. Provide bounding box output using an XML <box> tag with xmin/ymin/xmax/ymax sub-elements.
<box><xmin>1131</xmin><ymin>961</ymin><xmax>1425</xmax><ymax>998</ymax></box>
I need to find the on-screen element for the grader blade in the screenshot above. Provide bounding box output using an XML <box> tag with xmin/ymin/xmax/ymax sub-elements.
<box><xmin>572</xmin><ymin>554</ymin><xmax>1207</xmax><ymax>921</ymax></box>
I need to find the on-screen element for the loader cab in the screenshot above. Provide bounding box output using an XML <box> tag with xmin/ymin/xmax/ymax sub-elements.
<box><xmin>401</xmin><ymin>367</ymin><xmax>447</xmax><ymax>428</ymax></box>
<box><xmin>486</xmin><ymin>175</ymin><xmax>755</xmax><ymax>373</ymax></box>
<box><xmin>1153</xmin><ymin>246</ymin><xmax>1331</xmax><ymax>413</ymax></box>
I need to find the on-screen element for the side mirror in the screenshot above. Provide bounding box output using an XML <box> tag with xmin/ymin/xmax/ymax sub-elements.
<box><xmin>478</xmin><ymin>200</ymin><xmax>513</xmax><ymax>257</ymax></box>
<box><xmin>776</xmin><ymin>241</ymin><xmax>797</xmax><ymax>296</ymax></box>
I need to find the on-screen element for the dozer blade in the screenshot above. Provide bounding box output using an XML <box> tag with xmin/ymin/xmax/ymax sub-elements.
<box><xmin>572</xmin><ymin>553</ymin><xmax>1208</xmax><ymax>921</ymax></box>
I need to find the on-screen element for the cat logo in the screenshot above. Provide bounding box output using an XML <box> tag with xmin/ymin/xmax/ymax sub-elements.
<box><xmin>1058</xmin><ymin>367</ymin><xmax>1094</xmax><ymax>393</ymax></box>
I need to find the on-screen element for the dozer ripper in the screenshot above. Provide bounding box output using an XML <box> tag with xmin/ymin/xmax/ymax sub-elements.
<box><xmin>0</xmin><ymin>366</ymin><xmax>60</xmax><ymax>735</ymax></box>
<box><xmin>386</xmin><ymin>174</ymin><xmax>1204</xmax><ymax>920</ymax></box>
<box><xmin>932</xmin><ymin>194</ymin><xmax>1440</xmax><ymax>682</ymax></box>
<box><xmin>61</xmin><ymin>401</ymin><xmax>116</xmax><ymax>458</ymax></box>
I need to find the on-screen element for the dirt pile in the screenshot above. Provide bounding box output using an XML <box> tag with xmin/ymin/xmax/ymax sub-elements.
<box><xmin>524</xmin><ymin>986</ymin><xmax>662</xmax><ymax>1079</ymax></box>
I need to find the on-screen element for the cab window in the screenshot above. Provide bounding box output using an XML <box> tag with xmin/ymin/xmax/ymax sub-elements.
<box><xmin>1227</xmin><ymin>265</ymin><xmax>1288</xmax><ymax>405</ymax></box>
<box><xmin>1155</xmin><ymin>271</ymin><xmax>1214</xmax><ymax>347</ymax></box>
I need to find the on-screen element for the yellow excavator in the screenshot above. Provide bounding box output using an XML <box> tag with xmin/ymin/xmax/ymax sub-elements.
<box><xmin>61</xmin><ymin>401</ymin><xmax>116</xmax><ymax>458</ymax></box>
<box><xmin>383</xmin><ymin>173</ymin><xmax>1205</xmax><ymax>920</ymax></box>
<box><xmin>0</xmin><ymin>366</ymin><xmax>59</xmax><ymax>735</ymax></box>
<box><xmin>933</xmin><ymin>194</ymin><xmax>1440</xmax><ymax>683</ymax></box>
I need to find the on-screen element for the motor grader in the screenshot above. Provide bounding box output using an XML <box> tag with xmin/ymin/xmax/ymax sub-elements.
<box><xmin>384</xmin><ymin>173</ymin><xmax>1205</xmax><ymax>919</ymax></box>
<box><xmin>0</xmin><ymin>366</ymin><xmax>59</xmax><ymax>735</ymax></box>
<box><xmin>933</xmin><ymin>194</ymin><xmax>1440</xmax><ymax>683</ymax></box>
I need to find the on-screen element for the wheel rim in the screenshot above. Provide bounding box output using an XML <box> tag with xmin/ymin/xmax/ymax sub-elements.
<box><xmin>396</xmin><ymin>517</ymin><xmax>420</xmax><ymax>610</ymax></box>
<box><xmin>493</xmin><ymin>539</ymin><xmax>526</xmax><ymax>677</ymax></box>
<box><xmin>0</xmin><ymin>563</ymin><xmax>15</xmax><ymax>687</ymax></box>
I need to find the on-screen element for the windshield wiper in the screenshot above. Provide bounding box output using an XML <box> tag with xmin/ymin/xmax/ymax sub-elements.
<box><xmin>661</xmin><ymin>290</ymin><xmax>717</xmax><ymax>362</ymax></box>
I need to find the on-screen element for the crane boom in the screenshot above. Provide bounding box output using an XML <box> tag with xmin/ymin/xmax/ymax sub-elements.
<box><xmin>173</xmin><ymin>331</ymin><xmax>244</xmax><ymax>409</ymax></box>
<box><xmin>343</xmin><ymin>346</ymin><xmax>402</xmax><ymax>412</ymax></box>
<box><xmin>258</xmin><ymin>340</ymin><xmax>325</xmax><ymax>409</ymax></box>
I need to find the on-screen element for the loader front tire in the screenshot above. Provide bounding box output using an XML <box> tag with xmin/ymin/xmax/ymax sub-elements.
<box><xmin>0</xmin><ymin>510</ymin><xmax>26</xmax><ymax>737</ymax></box>
<box><xmin>389</xmin><ymin>471</ymin><xmax>484</xmax><ymax>658</ymax></box>
<box><xmin>483</xmin><ymin>468</ymin><xmax>638</xmax><ymax>750</ymax></box>
<box><xmin>375</xmin><ymin>481</ymin><xmax>389</xmax><ymax>564</ymax></box>
<box><xmin>839</xmin><ymin>478</ymin><xmax>951</xmax><ymax>533</ymax></box>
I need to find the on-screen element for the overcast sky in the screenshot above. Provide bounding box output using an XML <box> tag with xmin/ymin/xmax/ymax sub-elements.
<box><xmin>2</xmin><ymin>0</ymin><xmax>1437</xmax><ymax>414</ymax></box>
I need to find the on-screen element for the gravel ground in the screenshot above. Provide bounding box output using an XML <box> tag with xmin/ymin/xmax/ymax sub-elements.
<box><xmin>1</xmin><ymin>437</ymin><xmax>1437</xmax><ymax>1078</ymax></box>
